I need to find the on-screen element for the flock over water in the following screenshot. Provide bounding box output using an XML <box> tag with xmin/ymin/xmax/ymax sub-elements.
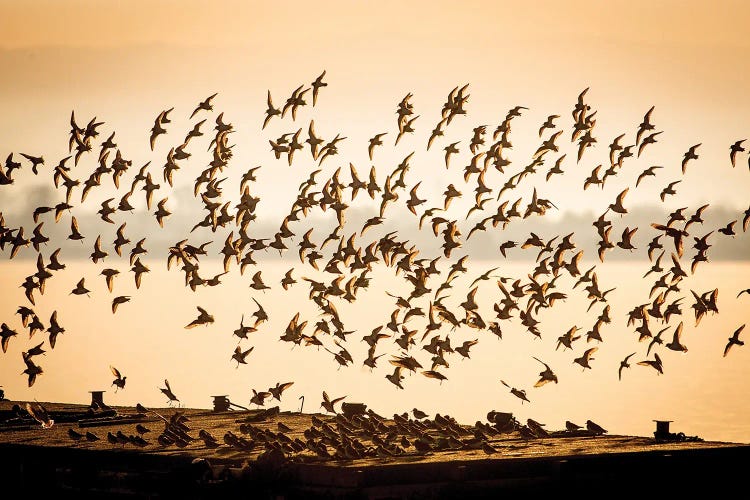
<box><xmin>0</xmin><ymin>71</ymin><xmax>748</xmax><ymax>425</ymax></box>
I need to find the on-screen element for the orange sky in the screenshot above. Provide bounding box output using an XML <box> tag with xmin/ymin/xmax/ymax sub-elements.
<box><xmin>1</xmin><ymin>1</ymin><xmax>749</xmax><ymax>442</ymax></box>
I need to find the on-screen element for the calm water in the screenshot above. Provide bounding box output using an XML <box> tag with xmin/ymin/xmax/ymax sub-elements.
<box><xmin>1</xmin><ymin>259</ymin><xmax>748</xmax><ymax>443</ymax></box>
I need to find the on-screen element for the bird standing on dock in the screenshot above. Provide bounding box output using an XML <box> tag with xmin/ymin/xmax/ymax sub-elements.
<box><xmin>565</xmin><ymin>421</ymin><xmax>582</xmax><ymax>432</ymax></box>
<box><xmin>586</xmin><ymin>420</ymin><xmax>607</xmax><ymax>435</ymax></box>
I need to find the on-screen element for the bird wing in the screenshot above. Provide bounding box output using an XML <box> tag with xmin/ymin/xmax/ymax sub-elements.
<box><xmin>278</xmin><ymin>381</ymin><xmax>294</xmax><ymax>393</ymax></box>
<box><xmin>532</xmin><ymin>356</ymin><xmax>550</xmax><ymax>370</ymax></box>
<box><xmin>674</xmin><ymin>321</ymin><xmax>683</xmax><ymax>341</ymax></box>
<box><xmin>110</xmin><ymin>366</ymin><xmax>121</xmax><ymax>378</ymax></box>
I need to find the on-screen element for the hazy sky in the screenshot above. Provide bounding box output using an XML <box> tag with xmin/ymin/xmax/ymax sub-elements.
<box><xmin>1</xmin><ymin>1</ymin><xmax>749</xmax><ymax>442</ymax></box>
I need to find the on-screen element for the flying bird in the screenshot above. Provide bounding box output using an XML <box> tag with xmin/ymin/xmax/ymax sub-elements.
<box><xmin>269</xmin><ymin>381</ymin><xmax>294</xmax><ymax>401</ymax></box>
<box><xmin>232</xmin><ymin>345</ymin><xmax>254</xmax><ymax>367</ymax></box>
<box><xmin>112</xmin><ymin>295</ymin><xmax>130</xmax><ymax>314</ymax></box>
<box><xmin>531</xmin><ymin>357</ymin><xmax>558</xmax><ymax>387</ymax></box>
<box><xmin>618</xmin><ymin>352</ymin><xmax>636</xmax><ymax>381</ymax></box>
<box><xmin>110</xmin><ymin>366</ymin><xmax>126</xmax><ymax>392</ymax></box>
<box><xmin>320</xmin><ymin>391</ymin><xmax>346</xmax><ymax>414</ymax></box>
<box><xmin>190</xmin><ymin>92</ymin><xmax>218</xmax><ymax>119</ymax></box>
<box><xmin>724</xmin><ymin>324</ymin><xmax>745</xmax><ymax>357</ymax></box>
<box><xmin>159</xmin><ymin>379</ymin><xmax>179</xmax><ymax>405</ymax></box>
<box><xmin>185</xmin><ymin>307</ymin><xmax>214</xmax><ymax>329</ymax></box>
<box><xmin>500</xmin><ymin>380</ymin><xmax>529</xmax><ymax>403</ymax></box>
<box><xmin>681</xmin><ymin>143</ymin><xmax>701</xmax><ymax>174</ymax></box>
<box><xmin>573</xmin><ymin>347</ymin><xmax>598</xmax><ymax>370</ymax></box>
<box><xmin>730</xmin><ymin>139</ymin><xmax>745</xmax><ymax>167</ymax></box>
<box><xmin>311</xmin><ymin>70</ymin><xmax>327</xmax><ymax>106</ymax></box>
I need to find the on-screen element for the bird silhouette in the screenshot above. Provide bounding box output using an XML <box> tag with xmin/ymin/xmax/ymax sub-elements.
<box><xmin>531</xmin><ymin>357</ymin><xmax>558</xmax><ymax>387</ymax></box>
<box><xmin>320</xmin><ymin>391</ymin><xmax>346</xmax><ymax>414</ymax></box>
<box><xmin>618</xmin><ymin>352</ymin><xmax>636</xmax><ymax>381</ymax></box>
<box><xmin>231</xmin><ymin>345</ymin><xmax>254</xmax><ymax>367</ymax></box>
<box><xmin>190</xmin><ymin>93</ymin><xmax>217</xmax><ymax>119</ymax></box>
<box><xmin>185</xmin><ymin>307</ymin><xmax>214</xmax><ymax>329</ymax></box>
<box><xmin>500</xmin><ymin>380</ymin><xmax>529</xmax><ymax>404</ymax></box>
<box><xmin>573</xmin><ymin>347</ymin><xmax>597</xmax><ymax>370</ymax></box>
<box><xmin>681</xmin><ymin>143</ymin><xmax>701</xmax><ymax>173</ymax></box>
<box><xmin>269</xmin><ymin>382</ymin><xmax>294</xmax><ymax>401</ymax></box>
<box><xmin>724</xmin><ymin>325</ymin><xmax>745</xmax><ymax>357</ymax></box>
<box><xmin>110</xmin><ymin>366</ymin><xmax>126</xmax><ymax>391</ymax></box>
<box><xmin>159</xmin><ymin>379</ymin><xmax>179</xmax><ymax>405</ymax></box>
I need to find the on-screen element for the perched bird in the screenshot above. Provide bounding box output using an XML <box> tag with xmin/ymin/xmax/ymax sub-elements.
<box><xmin>566</xmin><ymin>421</ymin><xmax>582</xmax><ymax>432</ymax></box>
<box><xmin>586</xmin><ymin>420</ymin><xmax>607</xmax><ymax>435</ymax></box>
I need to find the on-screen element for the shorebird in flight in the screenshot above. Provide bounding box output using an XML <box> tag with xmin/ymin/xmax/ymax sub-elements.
<box><xmin>185</xmin><ymin>307</ymin><xmax>214</xmax><ymax>329</ymax></box>
<box><xmin>638</xmin><ymin>353</ymin><xmax>664</xmax><ymax>374</ymax></box>
<box><xmin>232</xmin><ymin>345</ymin><xmax>254</xmax><ymax>367</ymax></box>
<box><xmin>269</xmin><ymin>381</ymin><xmax>294</xmax><ymax>401</ymax></box>
<box><xmin>500</xmin><ymin>380</ymin><xmax>529</xmax><ymax>404</ymax></box>
<box><xmin>110</xmin><ymin>366</ymin><xmax>126</xmax><ymax>392</ymax></box>
<box><xmin>618</xmin><ymin>352</ymin><xmax>636</xmax><ymax>380</ymax></box>
<box><xmin>190</xmin><ymin>93</ymin><xmax>218</xmax><ymax>119</ymax></box>
<box><xmin>531</xmin><ymin>357</ymin><xmax>558</xmax><ymax>387</ymax></box>
<box><xmin>724</xmin><ymin>325</ymin><xmax>745</xmax><ymax>357</ymax></box>
<box><xmin>320</xmin><ymin>391</ymin><xmax>346</xmax><ymax>414</ymax></box>
<box><xmin>159</xmin><ymin>379</ymin><xmax>179</xmax><ymax>406</ymax></box>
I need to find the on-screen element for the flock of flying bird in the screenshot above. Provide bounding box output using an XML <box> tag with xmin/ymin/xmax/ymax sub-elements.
<box><xmin>1</xmin><ymin>71</ymin><xmax>749</xmax><ymax>417</ymax></box>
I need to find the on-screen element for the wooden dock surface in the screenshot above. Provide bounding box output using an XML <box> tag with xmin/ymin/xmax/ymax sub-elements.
<box><xmin>1</xmin><ymin>400</ymin><xmax>747</xmax><ymax>497</ymax></box>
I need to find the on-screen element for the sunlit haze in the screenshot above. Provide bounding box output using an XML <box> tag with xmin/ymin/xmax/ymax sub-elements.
<box><xmin>1</xmin><ymin>1</ymin><xmax>749</xmax><ymax>443</ymax></box>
